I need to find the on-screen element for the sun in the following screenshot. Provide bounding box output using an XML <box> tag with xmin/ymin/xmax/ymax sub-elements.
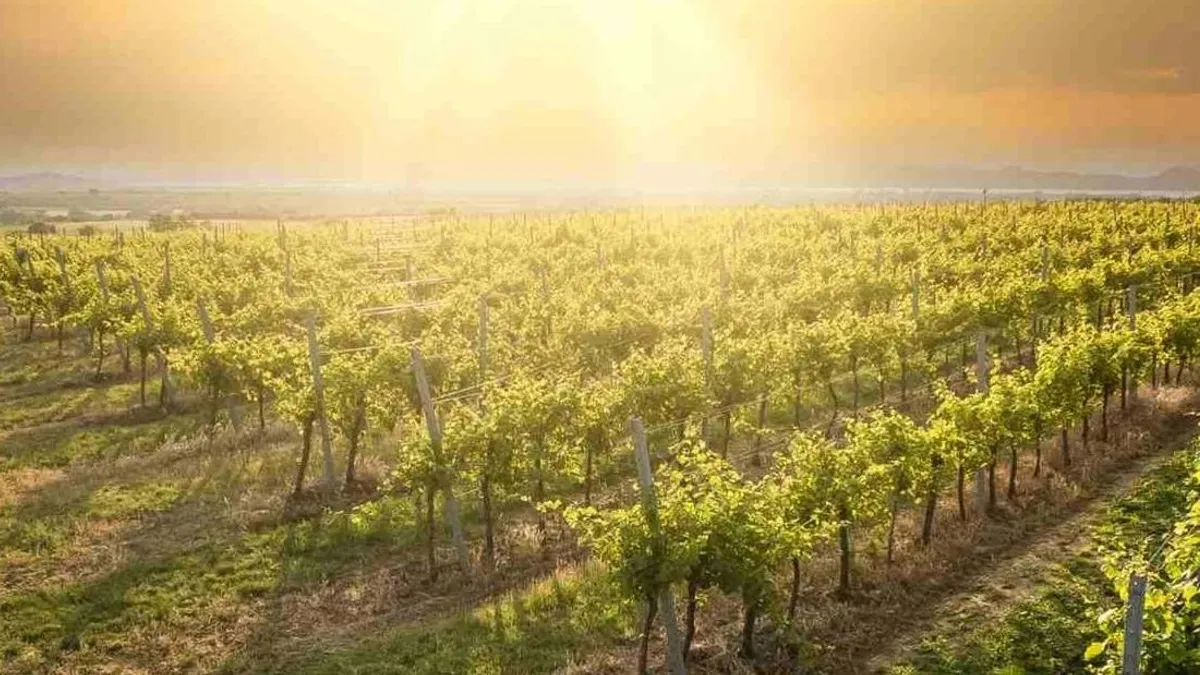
<box><xmin>253</xmin><ymin>0</ymin><xmax>783</xmax><ymax>184</ymax></box>
<box><xmin>400</xmin><ymin>0</ymin><xmax>779</xmax><ymax>176</ymax></box>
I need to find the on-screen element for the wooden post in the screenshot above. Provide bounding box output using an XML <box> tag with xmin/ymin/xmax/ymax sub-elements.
<box><xmin>910</xmin><ymin>270</ymin><xmax>920</xmax><ymax>326</ymax></box>
<box><xmin>197</xmin><ymin>300</ymin><xmax>214</xmax><ymax>343</ymax></box>
<box><xmin>196</xmin><ymin>298</ymin><xmax>239</xmax><ymax>424</ymax></box>
<box><xmin>718</xmin><ymin>247</ymin><xmax>730</xmax><ymax>304</ymax></box>
<box><xmin>162</xmin><ymin>242</ymin><xmax>171</xmax><ymax>293</ymax></box>
<box><xmin>1040</xmin><ymin>238</ymin><xmax>1050</xmax><ymax>283</ymax></box>
<box><xmin>95</xmin><ymin>260</ymin><xmax>110</xmax><ymax>302</ymax></box>
<box><xmin>631</xmin><ymin>418</ymin><xmax>688</xmax><ymax>675</ymax></box>
<box><xmin>54</xmin><ymin>248</ymin><xmax>71</xmax><ymax>349</ymax></box>
<box><xmin>305</xmin><ymin>314</ymin><xmax>336</xmax><ymax>490</ymax></box>
<box><xmin>478</xmin><ymin>296</ymin><xmax>489</xmax><ymax>379</ymax></box>
<box><xmin>701</xmin><ymin>306</ymin><xmax>713</xmax><ymax>389</ymax></box>
<box><xmin>477</xmin><ymin>295</ymin><xmax>497</xmax><ymax>563</ymax></box>
<box><xmin>1127</xmin><ymin>286</ymin><xmax>1138</xmax><ymax>403</ymax></box>
<box><xmin>411</xmin><ymin>347</ymin><xmax>471</xmax><ymax>572</ymax></box>
<box><xmin>1122</xmin><ymin>573</ymin><xmax>1147</xmax><ymax>675</ymax></box>
<box><xmin>284</xmin><ymin>250</ymin><xmax>293</xmax><ymax>295</ymax></box>
<box><xmin>131</xmin><ymin>276</ymin><xmax>174</xmax><ymax>405</ymax></box>
<box><xmin>55</xmin><ymin>248</ymin><xmax>69</xmax><ymax>288</ymax></box>
<box><xmin>974</xmin><ymin>331</ymin><xmax>989</xmax><ymax>515</ymax></box>
<box><xmin>753</xmin><ymin>395</ymin><xmax>768</xmax><ymax>466</ymax></box>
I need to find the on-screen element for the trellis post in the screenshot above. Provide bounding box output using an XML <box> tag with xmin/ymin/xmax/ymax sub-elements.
<box><xmin>305</xmin><ymin>314</ymin><xmax>336</xmax><ymax>489</ymax></box>
<box><xmin>974</xmin><ymin>331</ymin><xmax>989</xmax><ymax>515</ymax></box>
<box><xmin>631</xmin><ymin>417</ymin><xmax>688</xmax><ymax>675</ymax></box>
<box><xmin>411</xmin><ymin>347</ymin><xmax>471</xmax><ymax>572</ymax></box>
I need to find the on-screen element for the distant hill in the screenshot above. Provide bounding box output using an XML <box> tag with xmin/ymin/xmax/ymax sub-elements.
<box><xmin>0</xmin><ymin>172</ymin><xmax>99</xmax><ymax>191</ymax></box>
<box><xmin>856</xmin><ymin>165</ymin><xmax>1200</xmax><ymax>193</ymax></box>
<box><xmin>1149</xmin><ymin>167</ymin><xmax>1200</xmax><ymax>191</ymax></box>
<box><xmin>0</xmin><ymin>166</ymin><xmax>1197</xmax><ymax>197</ymax></box>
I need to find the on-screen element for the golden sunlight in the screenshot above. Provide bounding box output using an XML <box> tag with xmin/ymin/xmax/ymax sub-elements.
<box><xmin>263</xmin><ymin>0</ymin><xmax>789</xmax><ymax>179</ymax></box>
<box><xmin>4</xmin><ymin>2</ymin><xmax>1200</xmax><ymax>674</ymax></box>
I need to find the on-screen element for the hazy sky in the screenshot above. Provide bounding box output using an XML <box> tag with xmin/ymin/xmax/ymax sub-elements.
<box><xmin>2</xmin><ymin>0</ymin><xmax>1199</xmax><ymax>185</ymax></box>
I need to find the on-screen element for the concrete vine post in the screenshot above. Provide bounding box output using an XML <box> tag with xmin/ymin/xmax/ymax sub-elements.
<box><xmin>411</xmin><ymin>347</ymin><xmax>471</xmax><ymax>573</ymax></box>
<box><xmin>476</xmin><ymin>295</ymin><xmax>497</xmax><ymax>567</ymax></box>
<box><xmin>974</xmin><ymin>331</ymin><xmax>989</xmax><ymax>515</ymax></box>
<box><xmin>131</xmin><ymin>275</ymin><xmax>174</xmax><ymax>407</ymax></box>
<box><xmin>1122</xmin><ymin>573</ymin><xmax>1147</xmax><ymax>675</ymax></box>
<box><xmin>631</xmin><ymin>417</ymin><xmax>688</xmax><ymax>675</ymax></box>
<box><xmin>305</xmin><ymin>314</ymin><xmax>336</xmax><ymax>490</ymax></box>
<box><xmin>1126</xmin><ymin>286</ymin><xmax>1138</xmax><ymax>405</ymax></box>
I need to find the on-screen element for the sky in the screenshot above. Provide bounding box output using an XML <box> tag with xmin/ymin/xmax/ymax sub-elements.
<box><xmin>1</xmin><ymin>0</ymin><xmax>1199</xmax><ymax>187</ymax></box>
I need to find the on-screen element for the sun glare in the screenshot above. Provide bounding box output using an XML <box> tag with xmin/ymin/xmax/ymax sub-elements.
<box><xmin>266</xmin><ymin>0</ymin><xmax>788</xmax><ymax>181</ymax></box>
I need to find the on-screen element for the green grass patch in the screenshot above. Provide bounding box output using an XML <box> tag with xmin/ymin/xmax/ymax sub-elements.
<box><xmin>0</xmin><ymin>379</ymin><xmax>142</xmax><ymax>432</ymax></box>
<box><xmin>0</xmin><ymin>341</ymin><xmax>90</xmax><ymax>388</ymax></box>
<box><xmin>86</xmin><ymin>481</ymin><xmax>183</xmax><ymax>519</ymax></box>
<box><xmin>0</xmin><ymin>493</ymin><xmax>436</xmax><ymax>672</ymax></box>
<box><xmin>0</xmin><ymin>478</ymin><xmax>185</xmax><ymax>564</ymax></box>
<box><xmin>0</xmin><ymin>535</ymin><xmax>282</xmax><ymax>671</ymax></box>
<box><xmin>277</xmin><ymin>495</ymin><xmax>422</xmax><ymax>584</ymax></box>
<box><xmin>0</xmin><ymin>411</ymin><xmax>201</xmax><ymax>470</ymax></box>
<box><xmin>0</xmin><ymin>514</ymin><xmax>74</xmax><ymax>561</ymax></box>
<box><xmin>893</xmin><ymin>555</ymin><xmax>1110</xmax><ymax>675</ymax></box>
<box><xmin>227</xmin><ymin>563</ymin><xmax>634</xmax><ymax>675</ymax></box>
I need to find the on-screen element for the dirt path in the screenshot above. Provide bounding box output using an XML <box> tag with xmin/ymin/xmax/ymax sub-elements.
<box><xmin>861</xmin><ymin>401</ymin><xmax>1199</xmax><ymax>673</ymax></box>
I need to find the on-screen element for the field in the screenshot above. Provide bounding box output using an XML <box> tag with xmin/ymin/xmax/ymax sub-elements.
<box><xmin>3</xmin><ymin>200</ymin><xmax>1200</xmax><ymax>674</ymax></box>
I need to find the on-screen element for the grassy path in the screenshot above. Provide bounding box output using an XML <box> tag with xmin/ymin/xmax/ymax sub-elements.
<box><xmin>871</xmin><ymin>404</ymin><xmax>1200</xmax><ymax>674</ymax></box>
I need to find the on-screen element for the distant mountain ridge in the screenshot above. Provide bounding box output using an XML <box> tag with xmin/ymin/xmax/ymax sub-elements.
<box><xmin>0</xmin><ymin>167</ymin><xmax>1197</xmax><ymax>194</ymax></box>
<box><xmin>835</xmin><ymin>165</ymin><xmax>1200</xmax><ymax>192</ymax></box>
<box><xmin>0</xmin><ymin>172</ymin><xmax>98</xmax><ymax>191</ymax></box>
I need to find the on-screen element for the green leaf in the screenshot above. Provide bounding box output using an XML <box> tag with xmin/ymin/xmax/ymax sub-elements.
<box><xmin>1084</xmin><ymin>639</ymin><xmax>1108</xmax><ymax>661</ymax></box>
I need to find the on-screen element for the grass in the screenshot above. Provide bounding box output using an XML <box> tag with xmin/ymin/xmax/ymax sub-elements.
<box><xmin>1</xmin><ymin>411</ymin><xmax>203</xmax><ymax>470</ymax></box>
<box><xmin>0</xmin><ymin>339</ymin><xmax>204</xmax><ymax>472</ymax></box>
<box><xmin>0</xmin><ymin>534</ymin><xmax>280</xmax><ymax>671</ymax></box>
<box><xmin>225</xmin><ymin>563</ymin><xmax>634</xmax><ymax>675</ymax></box>
<box><xmin>0</xmin><ymin>337</ymin><xmax>441</xmax><ymax>672</ymax></box>
<box><xmin>0</xmin><ymin>489</ymin><xmax>612</xmax><ymax>674</ymax></box>
<box><xmin>890</xmin><ymin>441</ymin><xmax>1200</xmax><ymax>674</ymax></box>
<box><xmin>0</xmin><ymin>474</ymin><xmax>478</xmax><ymax>674</ymax></box>
<box><xmin>85</xmin><ymin>481</ymin><xmax>184</xmax><ymax>519</ymax></box>
<box><xmin>890</xmin><ymin>556</ymin><xmax>1109</xmax><ymax>675</ymax></box>
<box><xmin>0</xmin><ymin>479</ymin><xmax>182</xmax><ymax>575</ymax></box>
<box><xmin>0</xmin><ymin>406</ymin><xmax>207</xmax><ymax>573</ymax></box>
<box><xmin>0</xmin><ymin>379</ymin><xmax>138</xmax><ymax>430</ymax></box>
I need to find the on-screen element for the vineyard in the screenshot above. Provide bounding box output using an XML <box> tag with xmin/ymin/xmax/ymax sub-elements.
<box><xmin>4</xmin><ymin>200</ymin><xmax>1200</xmax><ymax>673</ymax></box>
